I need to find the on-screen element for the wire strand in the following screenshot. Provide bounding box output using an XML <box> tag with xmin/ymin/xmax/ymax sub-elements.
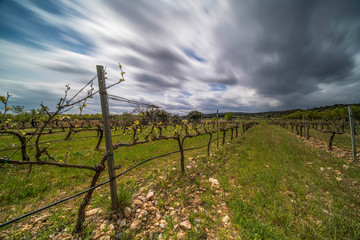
<box><xmin>0</xmin><ymin>135</ymin><xmax>226</xmax><ymax>228</ymax></box>
<box><xmin>67</xmin><ymin>74</ymin><xmax>97</xmax><ymax>104</ymax></box>
<box><xmin>108</xmin><ymin>94</ymin><xmax>159</xmax><ymax>108</ymax></box>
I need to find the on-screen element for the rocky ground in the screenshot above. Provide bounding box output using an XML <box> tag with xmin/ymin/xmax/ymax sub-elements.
<box><xmin>2</xmin><ymin>151</ymin><xmax>238</xmax><ymax>239</ymax></box>
<box><xmin>294</xmin><ymin>134</ymin><xmax>359</xmax><ymax>164</ymax></box>
<box><xmin>72</xmin><ymin>154</ymin><xmax>239</xmax><ymax>239</ymax></box>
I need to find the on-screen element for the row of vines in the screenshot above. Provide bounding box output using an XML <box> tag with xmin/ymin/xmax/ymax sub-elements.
<box><xmin>0</xmin><ymin>66</ymin><xmax>258</xmax><ymax>234</ymax></box>
<box><xmin>269</xmin><ymin>110</ymin><xmax>359</xmax><ymax>156</ymax></box>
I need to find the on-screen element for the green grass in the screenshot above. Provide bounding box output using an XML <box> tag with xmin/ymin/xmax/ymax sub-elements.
<box><xmin>0</xmin><ymin>126</ymin><xmax>220</xmax><ymax>238</ymax></box>
<box><xmin>214</xmin><ymin>123</ymin><xmax>360</xmax><ymax>239</ymax></box>
<box><xmin>1</xmin><ymin>122</ymin><xmax>359</xmax><ymax>239</ymax></box>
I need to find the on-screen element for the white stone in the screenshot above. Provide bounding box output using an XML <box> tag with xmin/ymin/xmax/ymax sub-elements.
<box><xmin>137</xmin><ymin>210</ymin><xmax>147</xmax><ymax>219</ymax></box>
<box><xmin>177</xmin><ymin>231</ymin><xmax>186</xmax><ymax>239</ymax></box>
<box><xmin>120</xmin><ymin>219</ymin><xmax>127</xmax><ymax>227</ymax></box>
<box><xmin>117</xmin><ymin>218</ymin><xmax>127</xmax><ymax>227</ymax></box>
<box><xmin>58</xmin><ymin>232</ymin><xmax>72</xmax><ymax>240</ymax></box>
<box><xmin>123</xmin><ymin>207</ymin><xmax>132</xmax><ymax>218</ymax></box>
<box><xmin>100</xmin><ymin>223</ymin><xmax>107</xmax><ymax>231</ymax></box>
<box><xmin>146</xmin><ymin>191</ymin><xmax>154</xmax><ymax>200</ymax></box>
<box><xmin>34</xmin><ymin>215</ymin><xmax>49</xmax><ymax>223</ymax></box>
<box><xmin>179</xmin><ymin>220</ymin><xmax>192</xmax><ymax>230</ymax></box>
<box><xmin>209</xmin><ymin>178</ymin><xmax>219</xmax><ymax>187</ymax></box>
<box><xmin>222</xmin><ymin>215</ymin><xmax>230</xmax><ymax>224</ymax></box>
<box><xmin>109</xmin><ymin>224</ymin><xmax>115</xmax><ymax>231</ymax></box>
<box><xmin>133</xmin><ymin>199</ymin><xmax>143</xmax><ymax>205</ymax></box>
<box><xmin>130</xmin><ymin>220</ymin><xmax>142</xmax><ymax>230</ymax></box>
<box><xmin>138</xmin><ymin>195</ymin><xmax>146</xmax><ymax>202</ymax></box>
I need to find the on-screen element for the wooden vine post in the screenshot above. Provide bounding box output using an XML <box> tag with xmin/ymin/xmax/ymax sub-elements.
<box><xmin>207</xmin><ymin>132</ymin><xmax>212</xmax><ymax>156</ymax></box>
<box><xmin>348</xmin><ymin>105</ymin><xmax>357</xmax><ymax>161</ymax></box>
<box><xmin>97</xmin><ymin>65</ymin><xmax>118</xmax><ymax>210</ymax></box>
<box><xmin>303</xmin><ymin>114</ymin><xmax>306</xmax><ymax>136</ymax></box>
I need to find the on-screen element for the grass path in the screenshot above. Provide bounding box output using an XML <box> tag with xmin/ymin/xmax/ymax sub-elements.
<box><xmin>215</xmin><ymin>123</ymin><xmax>360</xmax><ymax>239</ymax></box>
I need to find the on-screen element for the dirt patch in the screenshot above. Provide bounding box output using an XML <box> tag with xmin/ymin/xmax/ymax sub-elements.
<box><xmin>293</xmin><ymin>134</ymin><xmax>359</xmax><ymax>164</ymax></box>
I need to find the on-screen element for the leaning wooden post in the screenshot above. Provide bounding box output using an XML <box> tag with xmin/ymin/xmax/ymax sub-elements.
<box><xmin>222</xmin><ymin>130</ymin><xmax>226</xmax><ymax>145</ymax></box>
<box><xmin>216</xmin><ymin>109</ymin><xmax>219</xmax><ymax>150</ymax></box>
<box><xmin>348</xmin><ymin>105</ymin><xmax>357</xmax><ymax>161</ymax></box>
<box><xmin>303</xmin><ymin>114</ymin><xmax>306</xmax><ymax>136</ymax></box>
<box><xmin>97</xmin><ymin>65</ymin><xmax>118</xmax><ymax>210</ymax></box>
<box><xmin>207</xmin><ymin>133</ymin><xmax>212</xmax><ymax>156</ymax></box>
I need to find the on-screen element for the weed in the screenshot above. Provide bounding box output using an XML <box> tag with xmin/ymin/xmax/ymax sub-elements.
<box><xmin>188</xmin><ymin>211</ymin><xmax>196</xmax><ymax>225</ymax></box>
<box><xmin>117</xmin><ymin>181</ymin><xmax>135</xmax><ymax>210</ymax></box>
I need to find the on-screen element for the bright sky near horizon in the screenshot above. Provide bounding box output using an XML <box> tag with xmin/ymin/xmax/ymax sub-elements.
<box><xmin>0</xmin><ymin>0</ymin><xmax>360</xmax><ymax>115</ymax></box>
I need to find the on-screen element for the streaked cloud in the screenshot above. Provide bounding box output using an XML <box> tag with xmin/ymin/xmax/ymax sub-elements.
<box><xmin>0</xmin><ymin>0</ymin><xmax>359</xmax><ymax>114</ymax></box>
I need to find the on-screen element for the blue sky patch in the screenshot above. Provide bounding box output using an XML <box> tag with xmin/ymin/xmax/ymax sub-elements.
<box><xmin>181</xmin><ymin>91</ymin><xmax>192</xmax><ymax>97</ymax></box>
<box><xmin>209</xmin><ymin>84</ymin><xmax>227</xmax><ymax>91</ymax></box>
<box><xmin>183</xmin><ymin>49</ymin><xmax>207</xmax><ymax>63</ymax></box>
<box><xmin>0</xmin><ymin>1</ymin><xmax>93</xmax><ymax>55</ymax></box>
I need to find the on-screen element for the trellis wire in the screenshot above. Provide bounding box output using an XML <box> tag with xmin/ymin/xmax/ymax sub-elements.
<box><xmin>0</xmin><ymin>127</ymin><xmax>195</xmax><ymax>153</ymax></box>
<box><xmin>0</xmin><ymin>74</ymin><xmax>101</xmax><ymax>162</ymax></box>
<box><xmin>0</xmin><ymin>135</ymin><xmax>223</xmax><ymax>228</ymax></box>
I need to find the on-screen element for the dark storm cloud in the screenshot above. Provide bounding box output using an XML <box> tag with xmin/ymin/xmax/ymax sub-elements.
<box><xmin>102</xmin><ymin>0</ymin><xmax>194</xmax><ymax>88</ymax></box>
<box><xmin>194</xmin><ymin>96</ymin><xmax>255</xmax><ymax>113</ymax></box>
<box><xmin>125</xmin><ymin>43</ymin><xmax>189</xmax><ymax>78</ymax></box>
<box><xmin>1</xmin><ymin>0</ymin><xmax>360</xmax><ymax>114</ymax></box>
<box><xmin>201</xmin><ymin>74</ymin><xmax>238</xmax><ymax>86</ymax></box>
<box><xmin>216</xmin><ymin>0</ymin><xmax>360</xmax><ymax>106</ymax></box>
<box><xmin>135</xmin><ymin>73</ymin><xmax>181</xmax><ymax>92</ymax></box>
<box><xmin>124</xmin><ymin>56</ymin><xmax>148</xmax><ymax>70</ymax></box>
<box><xmin>46</xmin><ymin>64</ymin><xmax>94</xmax><ymax>76</ymax></box>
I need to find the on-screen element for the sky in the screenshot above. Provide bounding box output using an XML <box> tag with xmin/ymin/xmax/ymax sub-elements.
<box><xmin>0</xmin><ymin>0</ymin><xmax>360</xmax><ymax>115</ymax></box>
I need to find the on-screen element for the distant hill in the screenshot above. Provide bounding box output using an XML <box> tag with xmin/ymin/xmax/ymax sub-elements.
<box><xmin>203</xmin><ymin>103</ymin><xmax>360</xmax><ymax>118</ymax></box>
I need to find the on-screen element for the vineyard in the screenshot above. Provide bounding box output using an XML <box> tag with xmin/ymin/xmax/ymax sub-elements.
<box><xmin>0</xmin><ymin>66</ymin><xmax>359</xmax><ymax>239</ymax></box>
<box><xmin>270</xmin><ymin>106</ymin><xmax>360</xmax><ymax>157</ymax></box>
<box><xmin>0</xmin><ymin>66</ymin><xmax>258</xmax><ymax>239</ymax></box>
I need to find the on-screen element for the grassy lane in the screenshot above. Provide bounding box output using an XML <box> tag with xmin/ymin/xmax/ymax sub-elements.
<box><xmin>214</xmin><ymin>122</ymin><xmax>360</xmax><ymax>239</ymax></box>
